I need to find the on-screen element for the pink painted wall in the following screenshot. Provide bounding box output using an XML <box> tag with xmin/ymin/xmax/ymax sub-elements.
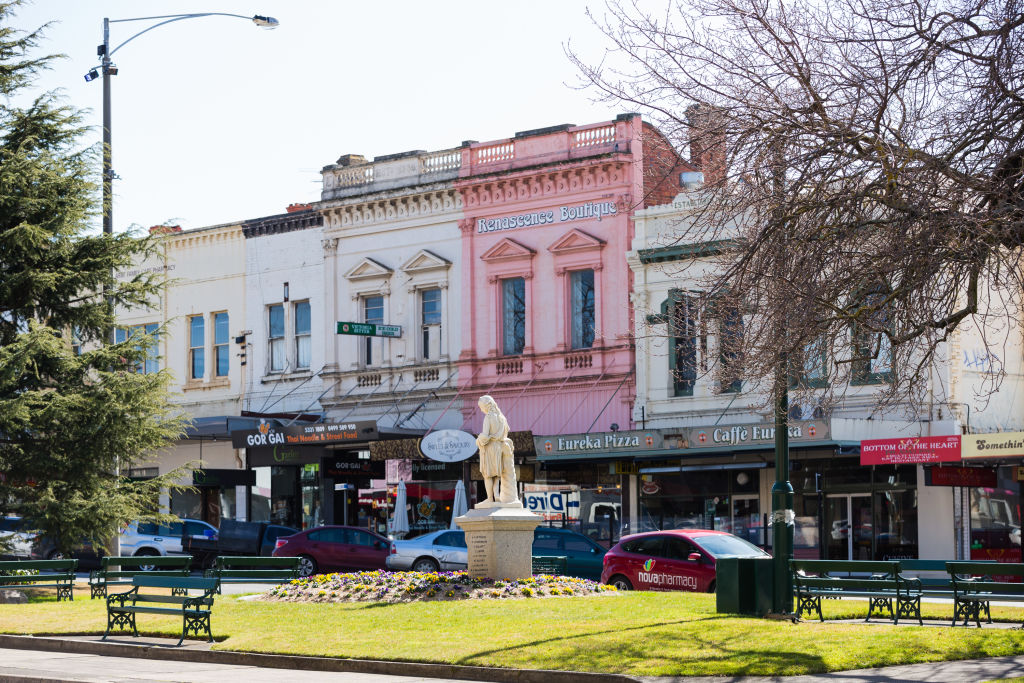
<box><xmin>455</xmin><ymin>115</ymin><xmax>651</xmax><ymax>436</ymax></box>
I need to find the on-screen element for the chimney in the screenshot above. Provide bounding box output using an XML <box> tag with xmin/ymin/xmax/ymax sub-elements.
<box><xmin>149</xmin><ymin>225</ymin><xmax>182</xmax><ymax>235</ymax></box>
<box><xmin>286</xmin><ymin>203</ymin><xmax>311</xmax><ymax>213</ymax></box>
<box><xmin>335</xmin><ymin>154</ymin><xmax>366</xmax><ymax>167</ymax></box>
<box><xmin>686</xmin><ymin>104</ymin><xmax>726</xmax><ymax>185</ymax></box>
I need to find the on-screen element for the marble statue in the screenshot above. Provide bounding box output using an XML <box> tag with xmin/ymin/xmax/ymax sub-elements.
<box><xmin>475</xmin><ymin>395</ymin><xmax>519</xmax><ymax>506</ymax></box>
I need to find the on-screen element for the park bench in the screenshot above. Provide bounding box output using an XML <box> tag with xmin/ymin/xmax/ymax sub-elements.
<box><xmin>791</xmin><ymin>559</ymin><xmax>921</xmax><ymax>625</ymax></box>
<box><xmin>897</xmin><ymin>559</ymin><xmax>997</xmax><ymax>624</ymax></box>
<box><xmin>946</xmin><ymin>561</ymin><xmax>1024</xmax><ymax>628</ymax></box>
<box><xmin>104</xmin><ymin>575</ymin><xmax>217</xmax><ymax>646</ymax></box>
<box><xmin>532</xmin><ymin>555</ymin><xmax>567</xmax><ymax>575</ymax></box>
<box><xmin>89</xmin><ymin>555</ymin><xmax>192</xmax><ymax>599</ymax></box>
<box><xmin>203</xmin><ymin>555</ymin><xmax>300</xmax><ymax>593</ymax></box>
<box><xmin>0</xmin><ymin>559</ymin><xmax>78</xmax><ymax>602</ymax></box>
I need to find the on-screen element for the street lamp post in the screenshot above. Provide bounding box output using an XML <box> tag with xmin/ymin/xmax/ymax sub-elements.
<box><xmin>83</xmin><ymin>11</ymin><xmax>277</xmax><ymax>557</ymax></box>
<box><xmin>85</xmin><ymin>12</ymin><xmax>279</xmax><ymax>236</ymax></box>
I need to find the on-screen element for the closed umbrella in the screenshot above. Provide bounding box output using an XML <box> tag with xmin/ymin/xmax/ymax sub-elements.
<box><xmin>391</xmin><ymin>480</ymin><xmax>409</xmax><ymax>538</ymax></box>
<box><xmin>450</xmin><ymin>479</ymin><xmax>468</xmax><ymax>529</ymax></box>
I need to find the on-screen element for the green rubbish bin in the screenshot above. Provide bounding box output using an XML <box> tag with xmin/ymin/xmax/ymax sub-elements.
<box><xmin>715</xmin><ymin>557</ymin><xmax>773</xmax><ymax>616</ymax></box>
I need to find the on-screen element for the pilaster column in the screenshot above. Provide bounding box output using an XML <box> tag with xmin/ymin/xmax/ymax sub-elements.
<box><xmin>322</xmin><ymin>235</ymin><xmax>340</xmax><ymax>377</ymax></box>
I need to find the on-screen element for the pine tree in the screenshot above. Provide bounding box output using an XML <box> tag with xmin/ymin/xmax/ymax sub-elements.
<box><xmin>0</xmin><ymin>1</ymin><xmax>186</xmax><ymax>555</ymax></box>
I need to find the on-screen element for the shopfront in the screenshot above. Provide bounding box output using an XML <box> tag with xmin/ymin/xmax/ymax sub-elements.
<box><xmin>960</xmin><ymin>431</ymin><xmax>1024</xmax><ymax>562</ymax></box>
<box><xmin>232</xmin><ymin>420</ymin><xmax>382</xmax><ymax>531</ymax></box>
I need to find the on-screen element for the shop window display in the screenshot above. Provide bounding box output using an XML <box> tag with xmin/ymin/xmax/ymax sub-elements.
<box><xmin>970</xmin><ymin>467</ymin><xmax>1022</xmax><ymax>562</ymax></box>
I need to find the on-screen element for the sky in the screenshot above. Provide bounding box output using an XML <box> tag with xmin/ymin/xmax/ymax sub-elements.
<box><xmin>10</xmin><ymin>1</ymin><xmax>635</xmax><ymax>233</ymax></box>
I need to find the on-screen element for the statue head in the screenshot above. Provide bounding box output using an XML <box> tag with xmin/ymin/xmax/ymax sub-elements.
<box><xmin>478</xmin><ymin>395</ymin><xmax>499</xmax><ymax>415</ymax></box>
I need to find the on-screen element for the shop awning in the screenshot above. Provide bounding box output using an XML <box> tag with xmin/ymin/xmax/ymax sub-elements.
<box><xmin>566</xmin><ymin>439</ymin><xmax>861</xmax><ymax>464</ymax></box>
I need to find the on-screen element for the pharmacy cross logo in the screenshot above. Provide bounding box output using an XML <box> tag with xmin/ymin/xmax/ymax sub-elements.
<box><xmin>544</xmin><ymin>440</ymin><xmax>553</xmax><ymax>452</ymax></box>
<box><xmin>643</xmin><ymin>559</ymin><xmax>655</xmax><ymax>572</ymax></box>
<box><xmin>698</xmin><ymin>431</ymin><xmax>707</xmax><ymax>443</ymax></box>
<box><xmin>808</xmin><ymin>424</ymin><xmax>817</xmax><ymax>437</ymax></box>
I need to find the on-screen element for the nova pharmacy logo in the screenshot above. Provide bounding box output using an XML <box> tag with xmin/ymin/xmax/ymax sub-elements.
<box><xmin>643</xmin><ymin>558</ymin><xmax>655</xmax><ymax>572</ymax></box>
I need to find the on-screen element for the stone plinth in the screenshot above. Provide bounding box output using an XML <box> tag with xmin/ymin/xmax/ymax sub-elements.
<box><xmin>455</xmin><ymin>505</ymin><xmax>542</xmax><ymax>579</ymax></box>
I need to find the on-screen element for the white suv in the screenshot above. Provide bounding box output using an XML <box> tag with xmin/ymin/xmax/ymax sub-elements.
<box><xmin>120</xmin><ymin>519</ymin><xmax>218</xmax><ymax>559</ymax></box>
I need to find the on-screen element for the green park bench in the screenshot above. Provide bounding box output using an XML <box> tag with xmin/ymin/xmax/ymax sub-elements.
<box><xmin>791</xmin><ymin>559</ymin><xmax>921</xmax><ymax>625</ymax></box>
<box><xmin>89</xmin><ymin>555</ymin><xmax>192</xmax><ymax>599</ymax></box>
<box><xmin>104</xmin><ymin>575</ymin><xmax>217</xmax><ymax>646</ymax></box>
<box><xmin>532</xmin><ymin>555</ymin><xmax>567</xmax><ymax>575</ymax></box>
<box><xmin>203</xmin><ymin>556</ymin><xmax>300</xmax><ymax>593</ymax></box>
<box><xmin>946</xmin><ymin>561</ymin><xmax>1024</xmax><ymax>628</ymax></box>
<box><xmin>897</xmin><ymin>559</ymin><xmax>997</xmax><ymax>624</ymax></box>
<box><xmin>0</xmin><ymin>559</ymin><xmax>78</xmax><ymax>602</ymax></box>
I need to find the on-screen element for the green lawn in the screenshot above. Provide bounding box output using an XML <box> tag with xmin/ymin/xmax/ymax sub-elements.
<box><xmin>3</xmin><ymin>590</ymin><xmax>1024</xmax><ymax>677</ymax></box>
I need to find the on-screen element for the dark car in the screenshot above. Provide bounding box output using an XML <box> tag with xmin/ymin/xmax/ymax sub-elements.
<box><xmin>533</xmin><ymin>527</ymin><xmax>606</xmax><ymax>580</ymax></box>
<box><xmin>30</xmin><ymin>537</ymin><xmax>104</xmax><ymax>570</ymax></box>
<box><xmin>601</xmin><ymin>529</ymin><xmax>770</xmax><ymax>592</ymax></box>
<box><xmin>272</xmin><ymin>525</ymin><xmax>390</xmax><ymax>577</ymax></box>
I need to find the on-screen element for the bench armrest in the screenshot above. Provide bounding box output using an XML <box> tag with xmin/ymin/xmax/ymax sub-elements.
<box><xmin>105</xmin><ymin>586</ymin><xmax>138</xmax><ymax>607</ymax></box>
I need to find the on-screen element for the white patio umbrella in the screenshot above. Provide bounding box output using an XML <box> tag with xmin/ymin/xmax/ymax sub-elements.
<box><xmin>450</xmin><ymin>479</ymin><xmax>468</xmax><ymax>529</ymax></box>
<box><xmin>391</xmin><ymin>480</ymin><xmax>409</xmax><ymax>538</ymax></box>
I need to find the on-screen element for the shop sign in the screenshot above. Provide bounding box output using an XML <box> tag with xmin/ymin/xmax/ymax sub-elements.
<box><xmin>684</xmin><ymin>420</ymin><xmax>830</xmax><ymax>448</ymax></box>
<box><xmin>192</xmin><ymin>469</ymin><xmax>256</xmax><ymax>488</ymax></box>
<box><xmin>476</xmin><ymin>200</ymin><xmax>618</xmax><ymax>234</ymax></box>
<box><xmin>926</xmin><ymin>466</ymin><xmax>997</xmax><ymax>488</ymax></box>
<box><xmin>860</xmin><ymin>435</ymin><xmax>961</xmax><ymax>465</ymax></box>
<box><xmin>961</xmin><ymin>431</ymin><xmax>1024</xmax><ymax>460</ymax></box>
<box><xmin>323</xmin><ymin>455</ymin><xmax>382</xmax><ymax>479</ymax></box>
<box><xmin>336</xmin><ymin>321</ymin><xmax>402</xmax><ymax>338</ymax></box>
<box><xmin>247</xmin><ymin>445</ymin><xmax>323</xmax><ymax>468</ymax></box>
<box><xmin>523</xmin><ymin>490</ymin><xmax>572</xmax><ymax>515</ymax></box>
<box><xmin>419</xmin><ymin>429</ymin><xmax>478</xmax><ymax>462</ymax></box>
<box><xmin>231</xmin><ymin>420</ymin><xmax>378</xmax><ymax>449</ymax></box>
<box><xmin>535</xmin><ymin>430</ymin><xmax>663</xmax><ymax>459</ymax></box>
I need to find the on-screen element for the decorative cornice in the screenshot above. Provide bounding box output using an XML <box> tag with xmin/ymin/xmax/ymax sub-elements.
<box><xmin>322</xmin><ymin>237</ymin><xmax>339</xmax><ymax>253</ymax></box>
<box><xmin>242</xmin><ymin>210</ymin><xmax>323</xmax><ymax>239</ymax></box>
<box><xmin>459</xmin><ymin>162</ymin><xmax>629</xmax><ymax>210</ymax></box>
<box><xmin>322</xmin><ymin>188</ymin><xmax>462</xmax><ymax>231</ymax></box>
<box><xmin>637</xmin><ymin>239</ymin><xmax>738</xmax><ymax>264</ymax></box>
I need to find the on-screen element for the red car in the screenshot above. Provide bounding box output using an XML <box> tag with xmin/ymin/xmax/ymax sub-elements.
<box><xmin>273</xmin><ymin>525</ymin><xmax>390</xmax><ymax>577</ymax></box>
<box><xmin>601</xmin><ymin>529</ymin><xmax>770</xmax><ymax>592</ymax></box>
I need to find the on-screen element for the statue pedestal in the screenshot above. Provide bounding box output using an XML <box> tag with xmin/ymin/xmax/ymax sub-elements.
<box><xmin>455</xmin><ymin>505</ymin><xmax>542</xmax><ymax>579</ymax></box>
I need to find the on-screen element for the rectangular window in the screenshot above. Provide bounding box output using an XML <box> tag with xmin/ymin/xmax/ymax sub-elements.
<box><xmin>502</xmin><ymin>278</ymin><xmax>526</xmax><ymax>355</ymax></box>
<box><xmin>213</xmin><ymin>312</ymin><xmax>229</xmax><ymax>377</ymax></box>
<box><xmin>188</xmin><ymin>315</ymin><xmax>204</xmax><ymax>380</ymax></box>
<box><xmin>570</xmin><ymin>269</ymin><xmax>595</xmax><ymax>350</ymax></box>
<box><xmin>364</xmin><ymin>295</ymin><xmax>384</xmax><ymax>366</ymax></box>
<box><xmin>114</xmin><ymin>323</ymin><xmax>159</xmax><ymax>374</ymax></box>
<box><xmin>71</xmin><ymin>326</ymin><xmax>82</xmax><ymax>356</ymax></box>
<box><xmin>294</xmin><ymin>301</ymin><xmax>311</xmax><ymax>370</ymax></box>
<box><xmin>269</xmin><ymin>304</ymin><xmax>285</xmax><ymax>372</ymax></box>
<box><xmin>421</xmin><ymin>288</ymin><xmax>442</xmax><ymax>360</ymax></box>
<box><xmin>852</xmin><ymin>291</ymin><xmax>893</xmax><ymax>385</ymax></box>
<box><xmin>718</xmin><ymin>304</ymin><xmax>743</xmax><ymax>393</ymax></box>
<box><xmin>669</xmin><ymin>292</ymin><xmax>697</xmax><ymax>396</ymax></box>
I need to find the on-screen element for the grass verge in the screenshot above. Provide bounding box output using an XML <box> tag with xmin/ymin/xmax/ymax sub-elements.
<box><xmin>2</xmin><ymin>588</ymin><xmax>1024</xmax><ymax>676</ymax></box>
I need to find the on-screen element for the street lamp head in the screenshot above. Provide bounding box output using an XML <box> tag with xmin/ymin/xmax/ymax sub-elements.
<box><xmin>251</xmin><ymin>15</ymin><xmax>279</xmax><ymax>28</ymax></box>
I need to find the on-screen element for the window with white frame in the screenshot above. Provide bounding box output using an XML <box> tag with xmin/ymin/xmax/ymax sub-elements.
<box><xmin>294</xmin><ymin>300</ymin><xmax>311</xmax><ymax>370</ymax></box>
<box><xmin>421</xmin><ymin>288</ymin><xmax>441</xmax><ymax>360</ymax></box>
<box><xmin>570</xmin><ymin>269</ymin><xmax>595</xmax><ymax>350</ymax></box>
<box><xmin>188</xmin><ymin>315</ymin><xmax>204</xmax><ymax>380</ymax></box>
<box><xmin>213</xmin><ymin>312</ymin><xmax>229</xmax><ymax>377</ymax></box>
<box><xmin>268</xmin><ymin>304</ymin><xmax>285</xmax><ymax>373</ymax></box>
<box><xmin>364</xmin><ymin>295</ymin><xmax>384</xmax><ymax>366</ymax></box>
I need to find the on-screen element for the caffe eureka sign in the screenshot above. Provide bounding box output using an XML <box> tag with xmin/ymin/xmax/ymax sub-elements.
<box><xmin>419</xmin><ymin>429</ymin><xmax>478</xmax><ymax>462</ymax></box>
<box><xmin>685</xmin><ymin>420</ymin><xmax>830</xmax><ymax>448</ymax></box>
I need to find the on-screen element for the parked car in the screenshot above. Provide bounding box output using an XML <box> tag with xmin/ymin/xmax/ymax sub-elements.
<box><xmin>0</xmin><ymin>516</ymin><xmax>36</xmax><ymax>559</ymax></box>
<box><xmin>600</xmin><ymin>529</ymin><xmax>770</xmax><ymax>592</ymax></box>
<box><xmin>386</xmin><ymin>527</ymin><xmax>607</xmax><ymax>580</ymax></box>
<box><xmin>120</xmin><ymin>519</ymin><xmax>218</xmax><ymax>560</ymax></box>
<box><xmin>387</xmin><ymin>530</ymin><xmax>467</xmax><ymax>573</ymax></box>
<box><xmin>30</xmin><ymin>537</ymin><xmax>103</xmax><ymax>570</ymax></box>
<box><xmin>272</xmin><ymin>525</ymin><xmax>390</xmax><ymax>577</ymax></box>
<box><xmin>182</xmin><ymin>520</ymin><xmax>299</xmax><ymax>568</ymax></box>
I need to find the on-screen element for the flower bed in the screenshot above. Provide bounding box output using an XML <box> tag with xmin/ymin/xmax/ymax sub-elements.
<box><xmin>263</xmin><ymin>570</ymin><xmax>618</xmax><ymax>604</ymax></box>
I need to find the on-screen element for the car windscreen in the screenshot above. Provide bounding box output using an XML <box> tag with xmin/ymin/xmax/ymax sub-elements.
<box><xmin>692</xmin><ymin>534</ymin><xmax>769</xmax><ymax>558</ymax></box>
<box><xmin>0</xmin><ymin>518</ymin><xmax>24</xmax><ymax>532</ymax></box>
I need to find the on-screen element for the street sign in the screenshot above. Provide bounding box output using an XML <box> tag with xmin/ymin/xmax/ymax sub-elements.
<box><xmin>336</xmin><ymin>321</ymin><xmax>402</xmax><ymax>338</ymax></box>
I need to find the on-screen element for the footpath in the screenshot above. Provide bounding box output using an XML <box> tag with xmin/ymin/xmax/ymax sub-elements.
<box><xmin>1</xmin><ymin>635</ymin><xmax>1024</xmax><ymax>683</ymax></box>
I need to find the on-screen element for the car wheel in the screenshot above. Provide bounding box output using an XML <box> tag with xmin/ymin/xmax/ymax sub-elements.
<box><xmin>46</xmin><ymin>550</ymin><xmax>65</xmax><ymax>561</ymax></box>
<box><xmin>412</xmin><ymin>557</ymin><xmax>440</xmax><ymax>573</ymax></box>
<box><xmin>609</xmin><ymin>575</ymin><xmax>633</xmax><ymax>591</ymax></box>
<box><xmin>297</xmin><ymin>555</ymin><xmax>317</xmax><ymax>577</ymax></box>
<box><xmin>134</xmin><ymin>549</ymin><xmax>158</xmax><ymax>572</ymax></box>
<box><xmin>707</xmin><ymin>580</ymin><xmax>716</xmax><ymax>594</ymax></box>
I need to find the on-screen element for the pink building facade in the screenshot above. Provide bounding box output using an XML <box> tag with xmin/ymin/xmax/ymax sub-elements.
<box><xmin>455</xmin><ymin>115</ymin><xmax>691</xmax><ymax>437</ymax></box>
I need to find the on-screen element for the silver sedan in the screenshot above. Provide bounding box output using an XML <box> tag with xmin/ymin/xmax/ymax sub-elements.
<box><xmin>386</xmin><ymin>529</ymin><xmax>467</xmax><ymax>573</ymax></box>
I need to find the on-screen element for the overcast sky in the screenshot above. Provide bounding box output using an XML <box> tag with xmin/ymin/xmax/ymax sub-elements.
<box><xmin>11</xmin><ymin>1</ymin><xmax>635</xmax><ymax>233</ymax></box>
